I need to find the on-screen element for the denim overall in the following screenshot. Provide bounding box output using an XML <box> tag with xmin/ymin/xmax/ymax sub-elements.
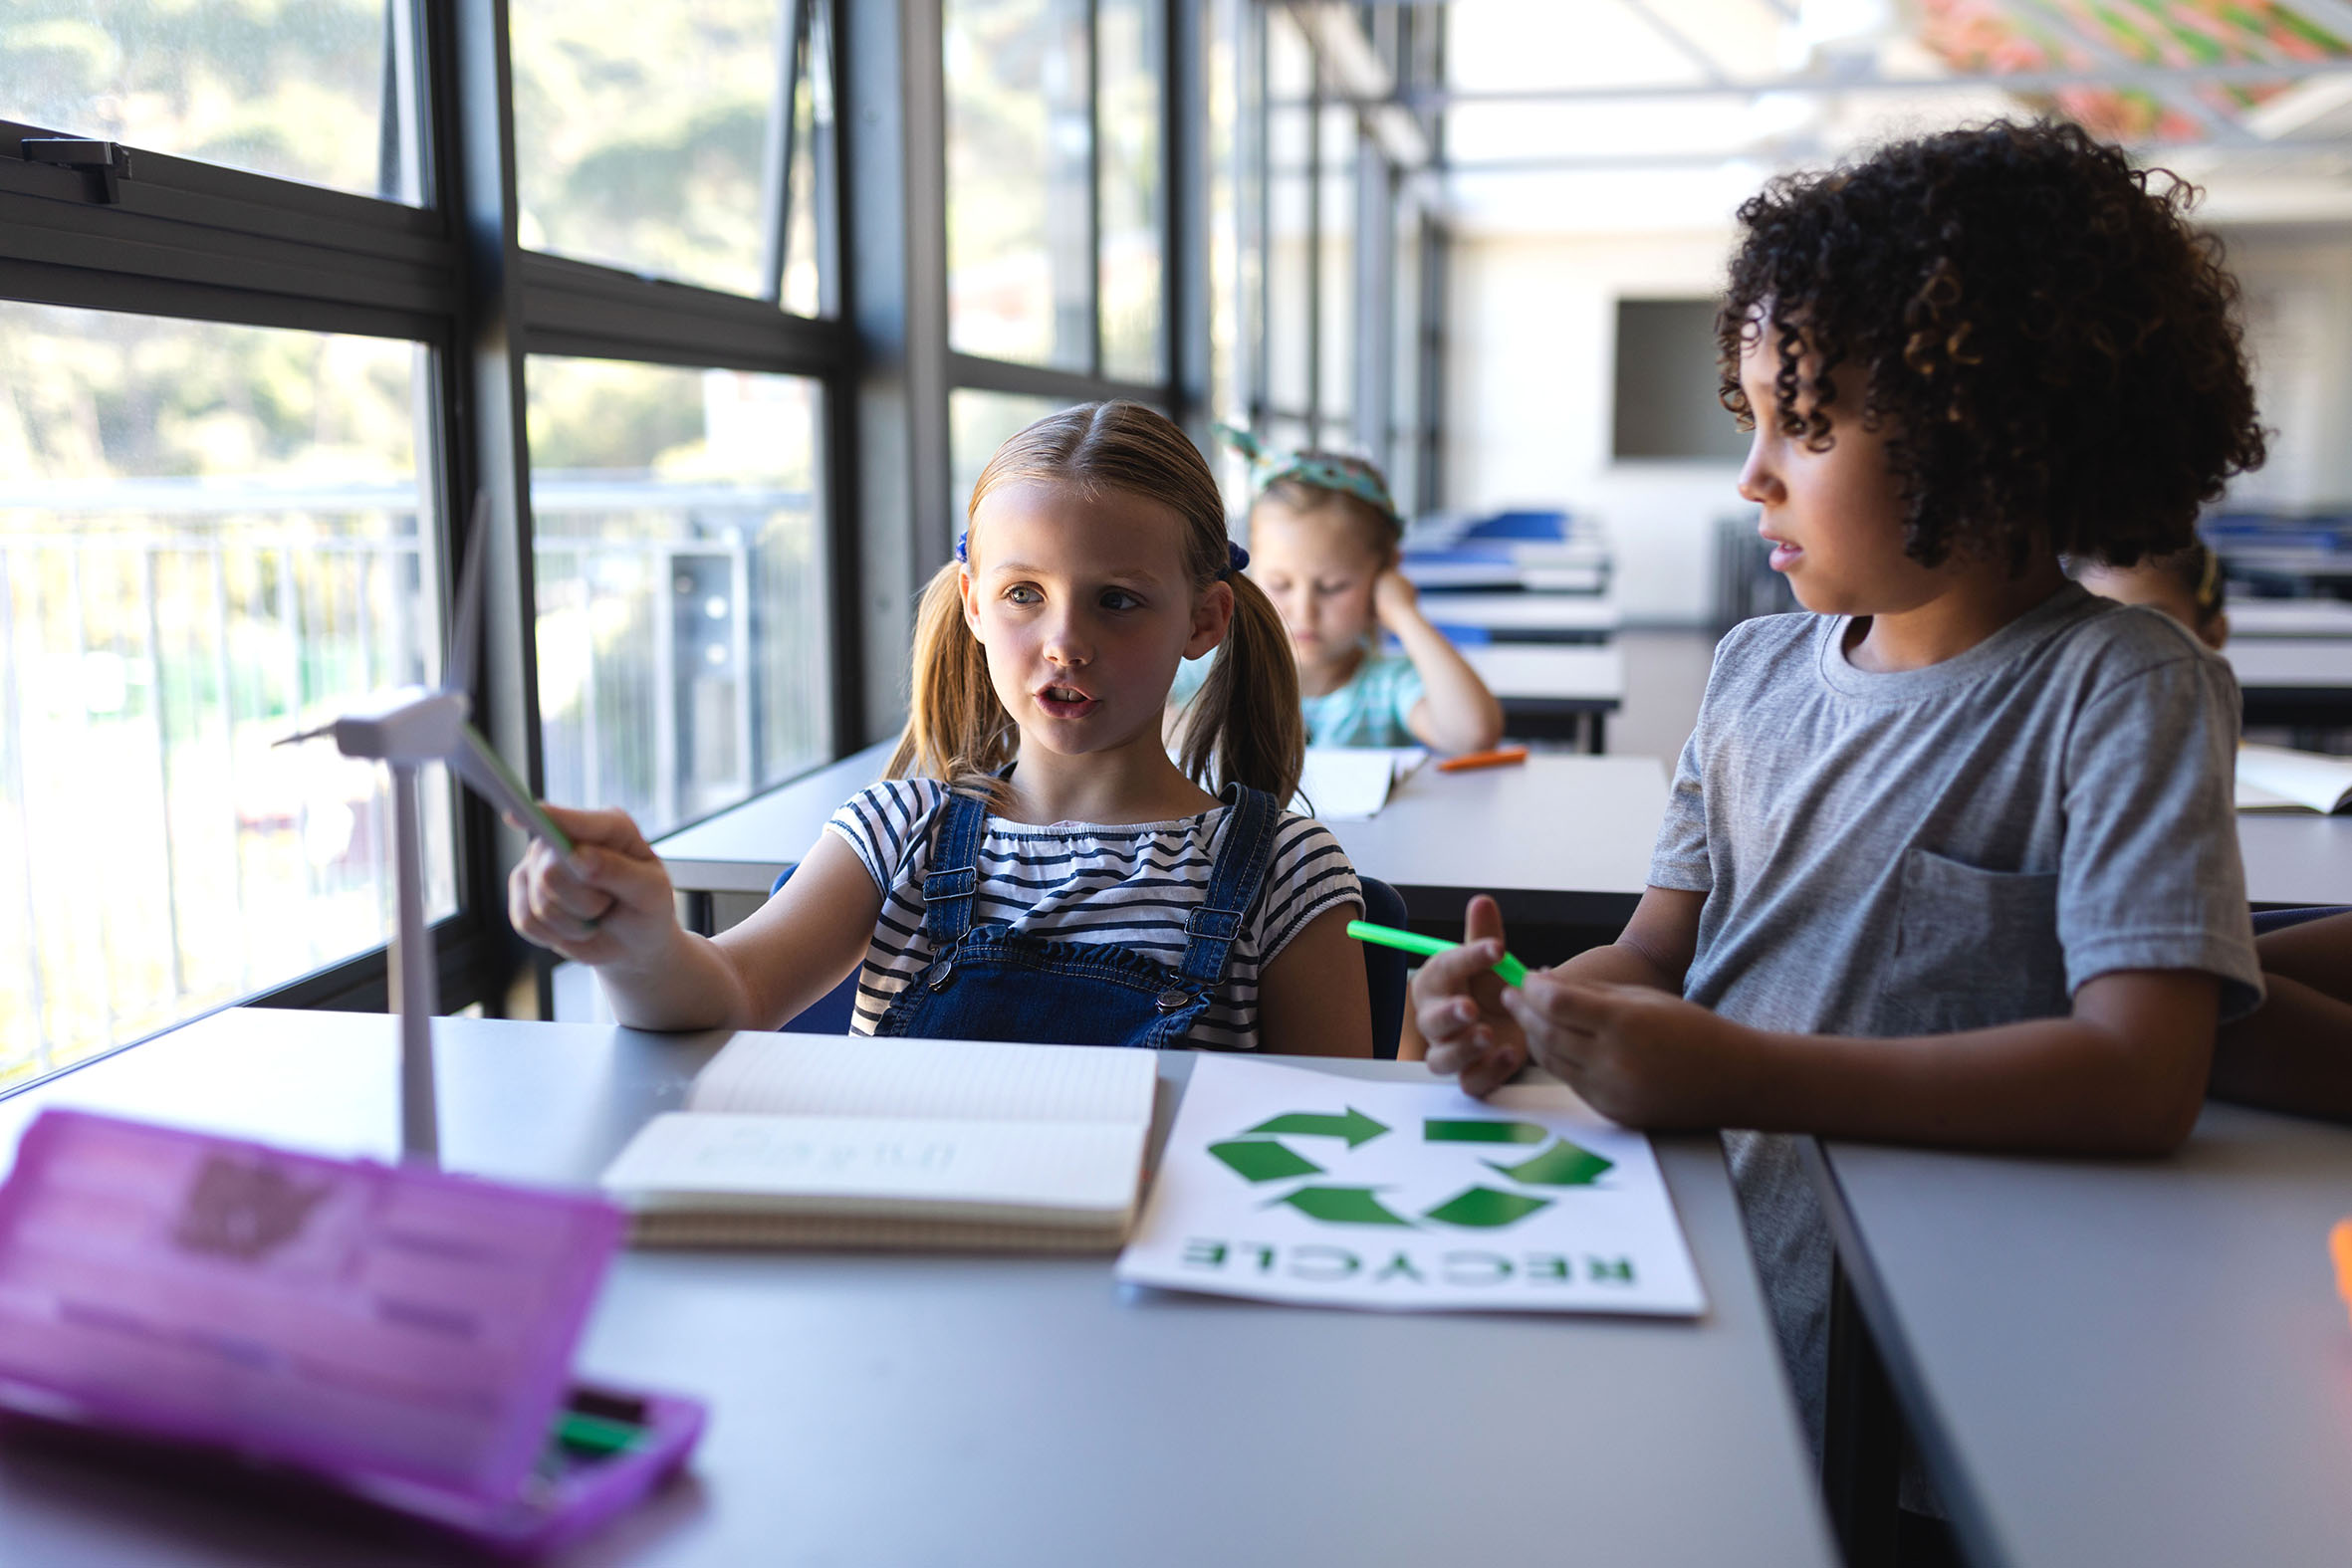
<box><xmin>873</xmin><ymin>782</ymin><xmax>1283</xmax><ymax>1049</ymax></box>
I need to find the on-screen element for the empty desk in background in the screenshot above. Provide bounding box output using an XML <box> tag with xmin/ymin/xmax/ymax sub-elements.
<box><xmin>656</xmin><ymin>746</ymin><xmax>1671</xmax><ymax>957</ymax></box>
<box><xmin>2224</xmin><ymin>638</ymin><xmax>2352</xmax><ymax>729</ymax></box>
<box><xmin>2236</xmin><ymin>813</ymin><xmax>2352</xmax><ymax>907</ymax></box>
<box><xmin>1463</xmin><ymin>644</ymin><xmax>1624</xmax><ymax>753</ymax></box>
<box><xmin>0</xmin><ymin>1008</ymin><xmax>1837</xmax><ymax>1568</ymax></box>
<box><xmin>1416</xmin><ymin>592</ymin><xmax>1622</xmax><ymax>643</ymax></box>
<box><xmin>2228</xmin><ymin>598</ymin><xmax>2352</xmax><ymax>638</ymax></box>
<box><xmin>653</xmin><ymin>740</ymin><xmax>895</xmax><ymax>925</ymax></box>
<box><xmin>1806</xmin><ymin>1104</ymin><xmax>2352</xmax><ymax>1568</ymax></box>
<box><xmin>1321</xmin><ymin>753</ymin><xmax>1667</xmax><ymax>954</ymax></box>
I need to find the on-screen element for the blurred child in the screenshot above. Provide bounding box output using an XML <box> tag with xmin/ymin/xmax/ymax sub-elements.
<box><xmin>1410</xmin><ymin>121</ymin><xmax>2267</xmax><ymax>1449</ymax></box>
<box><xmin>512</xmin><ymin>401</ymin><xmax>1371</xmax><ymax>1056</ymax></box>
<box><xmin>2075</xmin><ymin>550</ymin><xmax>2352</xmax><ymax>1119</ymax></box>
<box><xmin>2074</xmin><ymin>543</ymin><xmax>2229</xmax><ymax>649</ymax></box>
<box><xmin>1174</xmin><ymin>432</ymin><xmax>1503</xmax><ymax>755</ymax></box>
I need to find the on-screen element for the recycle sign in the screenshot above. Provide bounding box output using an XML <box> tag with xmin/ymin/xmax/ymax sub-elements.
<box><xmin>1206</xmin><ymin>1107</ymin><xmax>1614</xmax><ymax>1230</ymax></box>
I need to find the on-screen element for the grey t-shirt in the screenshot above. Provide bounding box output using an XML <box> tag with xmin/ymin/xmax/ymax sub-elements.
<box><xmin>1650</xmin><ymin>582</ymin><xmax>2262</xmax><ymax>1455</ymax></box>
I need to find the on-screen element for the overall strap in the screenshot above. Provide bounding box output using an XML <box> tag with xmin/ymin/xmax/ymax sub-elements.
<box><xmin>920</xmin><ymin>787</ymin><xmax>991</xmax><ymax>945</ymax></box>
<box><xmin>1172</xmin><ymin>784</ymin><xmax>1284</xmax><ymax>992</ymax></box>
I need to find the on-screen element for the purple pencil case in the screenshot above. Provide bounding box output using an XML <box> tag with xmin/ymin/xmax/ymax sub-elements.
<box><xmin>0</xmin><ymin>1109</ymin><xmax>705</xmax><ymax>1556</ymax></box>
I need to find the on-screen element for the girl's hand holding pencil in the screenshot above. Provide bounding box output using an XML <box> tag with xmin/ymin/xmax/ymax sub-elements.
<box><xmin>508</xmin><ymin>803</ymin><xmax>680</xmax><ymax>971</ymax></box>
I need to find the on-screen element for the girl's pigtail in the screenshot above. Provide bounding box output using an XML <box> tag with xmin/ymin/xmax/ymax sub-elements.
<box><xmin>1178</xmin><ymin>567</ymin><xmax>1305</xmax><ymax>808</ymax></box>
<box><xmin>887</xmin><ymin>560</ymin><xmax>1016</xmax><ymax>797</ymax></box>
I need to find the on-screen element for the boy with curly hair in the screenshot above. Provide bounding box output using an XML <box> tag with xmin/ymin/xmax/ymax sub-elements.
<box><xmin>1411</xmin><ymin>120</ymin><xmax>2268</xmax><ymax>1447</ymax></box>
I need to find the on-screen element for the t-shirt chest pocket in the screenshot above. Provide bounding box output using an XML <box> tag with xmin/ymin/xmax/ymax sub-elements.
<box><xmin>1889</xmin><ymin>847</ymin><xmax>2066</xmax><ymax>1032</ymax></box>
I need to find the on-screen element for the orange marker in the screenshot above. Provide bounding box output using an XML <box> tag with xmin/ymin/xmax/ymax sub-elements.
<box><xmin>2331</xmin><ymin>1220</ymin><xmax>2352</xmax><ymax>1331</ymax></box>
<box><xmin>1437</xmin><ymin>746</ymin><xmax>1529</xmax><ymax>774</ymax></box>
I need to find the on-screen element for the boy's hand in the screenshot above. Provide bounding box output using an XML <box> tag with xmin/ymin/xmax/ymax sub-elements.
<box><xmin>507</xmin><ymin>803</ymin><xmax>680</xmax><ymax>969</ymax></box>
<box><xmin>1410</xmin><ymin>895</ymin><xmax>1529</xmax><ymax>1097</ymax></box>
<box><xmin>1372</xmin><ymin>567</ymin><xmax>1423</xmax><ymax>633</ymax></box>
<box><xmin>1501</xmin><ymin>976</ymin><xmax>1752</xmax><ymax>1127</ymax></box>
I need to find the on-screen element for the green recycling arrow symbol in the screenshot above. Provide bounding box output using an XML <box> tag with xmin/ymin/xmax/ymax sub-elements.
<box><xmin>1487</xmin><ymin>1138</ymin><xmax>1613</xmax><ymax>1187</ymax></box>
<box><xmin>1272</xmin><ymin>1186</ymin><xmax>1415</xmax><ymax>1225</ymax></box>
<box><xmin>1206</xmin><ymin>1105</ymin><xmax>1607</xmax><ymax>1232</ymax></box>
<box><xmin>1423</xmin><ymin>1118</ymin><xmax>1548</xmax><ymax>1145</ymax></box>
<box><xmin>1246</xmin><ymin>1108</ymin><xmax>1388</xmax><ymax>1148</ymax></box>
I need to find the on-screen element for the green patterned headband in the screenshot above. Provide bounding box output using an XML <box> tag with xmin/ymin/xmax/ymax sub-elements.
<box><xmin>1216</xmin><ymin>423</ymin><xmax>1402</xmax><ymax>531</ymax></box>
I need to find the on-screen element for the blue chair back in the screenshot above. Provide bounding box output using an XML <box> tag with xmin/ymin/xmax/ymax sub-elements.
<box><xmin>770</xmin><ymin>865</ymin><xmax>863</xmax><ymax>1032</ymax></box>
<box><xmin>2253</xmin><ymin>906</ymin><xmax>2349</xmax><ymax>935</ymax></box>
<box><xmin>1359</xmin><ymin>876</ymin><xmax>1410</xmax><ymax>1060</ymax></box>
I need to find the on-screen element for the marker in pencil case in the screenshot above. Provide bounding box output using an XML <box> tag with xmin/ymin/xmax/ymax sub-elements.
<box><xmin>1346</xmin><ymin>920</ymin><xmax>1530</xmax><ymax>986</ymax></box>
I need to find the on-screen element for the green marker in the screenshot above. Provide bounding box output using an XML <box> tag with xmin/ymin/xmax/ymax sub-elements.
<box><xmin>1345</xmin><ymin>920</ymin><xmax>1529</xmax><ymax>987</ymax></box>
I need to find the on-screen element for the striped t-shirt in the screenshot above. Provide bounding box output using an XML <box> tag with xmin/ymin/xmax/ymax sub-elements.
<box><xmin>823</xmin><ymin>780</ymin><xmax>1362</xmax><ymax>1050</ymax></box>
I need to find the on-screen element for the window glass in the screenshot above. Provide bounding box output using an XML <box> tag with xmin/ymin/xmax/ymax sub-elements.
<box><xmin>526</xmin><ymin>357</ymin><xmax>826</xmax><ymax>838</ymax></box>
<box><xmin>1317</xmin><ymin>104</ymin><xmax>1355</xmax><ymax>427</ymax></box>
<box><xmin>0</xmin><ymin>304</ymin><xmax>447</xmax><ymax>1082</ymax></box>
<box><xmin>1</xmin><ymin>0</ymin><xmax>423</xmax><ymax>202</ymax></box>
<box><xmin>1097</xmin><ymin>0</ymin><xmax>1164</xmax><ymax>384</ymax></box>
<box><xmin>1389</xmin><ymin>195</ymin><xmax>1423</xmax><ymax>513</ymax></box>
<box><xmin>1263</xmin><ymin>10</ymin><xmax>1312</xmax><ymax>416</ymax></box>
<box><xmin>950</xmin><ymin>389</ymin><xmax>1065</xmax><ymax>527</ymax></box>
<box><xmin>1205</xmin><ymin>0</ymin><xmax>1246</xmax><ymax>510</ymax></box>
<box><xmin>779</xmin><ymin>0</ymin><xmax>832</xmax><ymax>318</ymax></box>
<box><xmin>945</xmin><ymin>0</ymin><xmax>1093</xmax><ymax>368</ymax></box>
<box><xmin>509</xmin><ymin>0</ymin><xmax>789</xmax><ymax>300</ymax></box>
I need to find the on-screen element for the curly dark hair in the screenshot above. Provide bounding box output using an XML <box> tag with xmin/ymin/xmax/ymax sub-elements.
<box><xmin>1717</xmin><ymin>119</ymin><xmax>2266</xmax><ymax>571</ymax></box>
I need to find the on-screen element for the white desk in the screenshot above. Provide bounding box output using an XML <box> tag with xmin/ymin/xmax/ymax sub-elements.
<box><xmin>2236</xmin><ymin>813</ymin><xmax>2352</xmax><ymax>907</ymax></box>
<box><xmin>0</xmin><ymin>1008</ymin><xmax>1837</xmax><ymax>1568</ymax></box>
<box><xmin>1322</xmin><ymin>754</ymin><xmax>1667</xmax><ymax>933</ymax></box>
<box><xmin>2227</xmin><ymin>599</ymin><xmax>2352</xmax><ymax>638</ymax></box>
<box><xmin>657</xmin><ymin>747</ymin><xmax>1673</xmax><ymax>938</ymax></box>
<box><xmin>1413</xmin><ymin>591</ymin><xmax>1622</xmax><ymax>642</ymax></box>
<box><xmin>1462</xmin><ymin>643</ymin><xmax>1625</xmax><ymax>752</ymax></box>
<box><xmin>2226</xmin><ymin>639</ymin><xmax>2352</xmax><ymax>729</ymax></box>
<box><xmin>1808</xmin><ymin>1104</ymin><xmax>2352</xmax><ymax>1568</ymax></box>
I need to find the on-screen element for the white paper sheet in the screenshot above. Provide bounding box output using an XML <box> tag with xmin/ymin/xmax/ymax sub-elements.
<box><xmin>1115</xmin><ymin>1056</ymin><xmax>1706</xmax><ymax>1315</ymax></box>
<box><xmin>1290</xmin><ymin>747</ymin><xmax>1428</xmax><ymax>820</ymax></box>
<box><xmin>2235</xmin><ymin>744</ymin><xmax>2352</xmax><ymax>814</ymax></box>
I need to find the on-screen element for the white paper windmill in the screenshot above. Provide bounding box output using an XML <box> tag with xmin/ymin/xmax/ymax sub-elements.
<box><xmin>279</xmin><ymin>495</ymin><xmax>572</xmax><ymax>1165</ymax></box>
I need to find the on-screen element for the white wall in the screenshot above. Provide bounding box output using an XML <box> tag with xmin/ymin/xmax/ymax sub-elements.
<box><xmin>1445</xmin><ymin>230</ymin><xmax>1744</xmax><ymax>625</ymax></box>
<box><xmin>2215</xmin><ymin>228</ymin><xmax>2352</xmax><ymax>512</ymax></box>
<box><xmin>1443</xmin><ymin>222</ymin><xmax>2352</xmax><ymax>627</ymax></box>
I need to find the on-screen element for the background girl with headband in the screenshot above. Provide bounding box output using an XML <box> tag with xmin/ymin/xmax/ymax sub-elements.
<box><xmin>509</xmin><ymin>401</ymin><xmax>1374</xmax><ymax>1057</ymax></box>
<box><xmin>1172</xmin><ymin>429</ymin><xmax>1503</xmax><ymax>755</ymax></box>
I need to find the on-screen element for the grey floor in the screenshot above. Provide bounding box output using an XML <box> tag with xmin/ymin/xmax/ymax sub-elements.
<box><xmin>1608</xmin><ymin>626</ymin><xmax>1718</xmax><ymax>765</ymax></box>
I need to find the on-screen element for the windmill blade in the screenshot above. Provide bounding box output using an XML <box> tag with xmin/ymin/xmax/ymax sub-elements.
<box><xmin>449</xmin><ymin>721</ymin><xmax>576</xmax><ymax>857</ymax></box>
<box><xmin>443</xmin><ymin>490</ymin><xmax>492</xmax><ymax>704</ymax></box>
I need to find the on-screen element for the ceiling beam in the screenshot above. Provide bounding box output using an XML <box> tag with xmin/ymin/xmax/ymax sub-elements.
<box><xmin>1281</xmin><ymin>57</ymin><xmax>2352</xmax><ymax>109</ymax></box>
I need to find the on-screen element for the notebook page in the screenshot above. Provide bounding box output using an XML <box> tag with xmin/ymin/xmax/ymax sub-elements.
<box><xmin>602</xmin><ymin>1112</ymin><xmax>1145</xmax><ymax>1223</ymax></box>
<box><xmin>2236</xmin><ymin>745</ymin><xmax>2352</xmax><ymax>814</ymax></box>
<box><xmin>682</xmin><ymin>1034</ymin><xmax>1158</xmax><ymax>1125</ymax></box>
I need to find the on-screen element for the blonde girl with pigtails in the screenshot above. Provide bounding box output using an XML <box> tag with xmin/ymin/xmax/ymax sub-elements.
<box><xmin>508</xmin><ymin>400</ymin><xmax>1374</xmax><ymax>1056</ymax></box>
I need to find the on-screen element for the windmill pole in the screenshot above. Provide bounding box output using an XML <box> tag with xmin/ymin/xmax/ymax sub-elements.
<box><xmin>388</xmin><ymin>760</ymin><xmax>439</xmax><ymax>1163</ymax></box>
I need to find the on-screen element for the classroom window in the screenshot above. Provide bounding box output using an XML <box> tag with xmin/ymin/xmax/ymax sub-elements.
<box><xmin>525</xmin><ymin>357</ymin><xmax>827</xmax><ymax>839</ymax></box>
<box><xmin>1096</xmin><ymin>0</ymin><xmax>1166</xmax><ymax>385</ymax></box>
<box><xmin>944</xmin><ymin>0</ymin><xmax>1094</xmax><ymax>369</ymax></box>
<box><xmin>1262</xmin><ymin>8</ymin><xmax>1312</xmax><ymax>417</ymax></box>
<box><xmin>510</xmin><ymin>0</ymin><xmax>824</xmax><ymax>306</ymax></box>
<box><xmin>951</xmin><ymin>389</ymin><xmax>1067</xmax><ymax>525</ymax></box>
<box><xmin>0</xmin><ymin>303</ymin><xmax>452</xmax><ymax>1084</ymax></box>
<box><xmin>0</xmin><ymin>0</ymin><xmax>427</xmax><ymax>203</ymax></box>
<box><xmin>1316</xmin><ymin>104</ymin><xmax>1354</xmax><ymax>427</ymax></box>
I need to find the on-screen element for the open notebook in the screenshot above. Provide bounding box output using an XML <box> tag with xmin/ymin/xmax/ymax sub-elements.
<box><xmin>599</xmin><ymin>1034</ymin><xmax>1158</xmax><ymax>1251</ymax></box>
<box><xmin>2235</xmin><ymin>744</ymin><xmax>2352</xmax><ymax>814</ymax></box>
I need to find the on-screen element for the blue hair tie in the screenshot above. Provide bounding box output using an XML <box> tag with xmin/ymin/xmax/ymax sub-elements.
<box><xmin>955</xmin><ymin>530</ymin><xmax>968</xmax><ymax>563</ymax></box>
